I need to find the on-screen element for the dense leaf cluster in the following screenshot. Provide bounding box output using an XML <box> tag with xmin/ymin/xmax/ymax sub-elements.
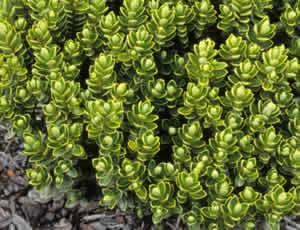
<box><xmin>0</xmin><ymin>0</ymin><xmax>300</xmax><ymax>229</ymax></box>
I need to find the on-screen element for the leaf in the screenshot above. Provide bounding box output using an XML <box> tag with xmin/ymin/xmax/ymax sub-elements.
<box><xmin>177</xmin><ymin>106</ymin><xmax>193</xmax><ymax>116</ymax></box>
<box><xmin>67</xmin><ymin>167</ymin><xmax>78</xmax><ymax>178</ymax></box>
<box><xmin>128</xmin><ymin>140</ymin><xmax>137</xmax><ymax>152</ymax></box>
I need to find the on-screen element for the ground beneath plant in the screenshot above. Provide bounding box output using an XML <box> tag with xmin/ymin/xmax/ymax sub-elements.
<box><xmin>0</xmin><ymin>125</ymin><xmax>187</xmax><ymax>230</ymax></box>
<box><xmin>0</xmin><ymin>125</ymin><xmax>299</xmax><ymax>230</ymax></box>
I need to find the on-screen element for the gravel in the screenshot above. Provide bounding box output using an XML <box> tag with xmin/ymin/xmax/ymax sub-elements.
<box><xmin>19</xmin><ymin>197</ymin><xmax>42</xmax><ymax>219</ymax></box>
<box><xmin>1</xmin><ymin>124</ymin><xmax>299</xmax><ymax>230</ymax></box>
<box><xmin>44</xmin><ymin>212</ymin><xmax>55</xmax><ymax>222</ymax></box>
<box><xmin>28</xmin><ymin>189</ymin><xmax>51</xmax><ymax>204</ymax></box>
<box><xmin>0</xmin><ymin>125</ymin><xmax>147</xmax><ymax>230</ymax></box>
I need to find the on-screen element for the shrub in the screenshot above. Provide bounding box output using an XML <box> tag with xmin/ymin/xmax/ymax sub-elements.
<box><xmin>0</xmin><ymin>0</ymin><xmax>300</xmax><ymax>229</ymax></box>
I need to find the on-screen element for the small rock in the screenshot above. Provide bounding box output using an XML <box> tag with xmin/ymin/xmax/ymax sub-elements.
<box><xmin>61</xmin><ymin>208</ymin><xmax>68</xmax><ymax>217</ymax></box>
<box><xmin>12</xmin><ymin>184</ymin><xmax>20</xmax><ymax>193</ymax></box>
<box><xmin>28</xmin><ymin>189</ymin><xmax>51</xmax><ymax>204</ymax></box>
<box><xmin>39</xmin><ymin>217</ymin><xmax>46</xmax><ymax>224</ymax></box>
<box><xmin>7</xmin><ymin>169</ymin><xmax>15</xmax><ymax>177</ymax></box>
<box><xmin>0</xmin><ymin>152</ymin><xmax>9</xmax><ymax>170</ymax></box>
<box><xmin>0</xmin><ymin>207</ymin><xmax>10</xmax><ymax>219</ymax></box>
<box><xmin>48</xmin><ymin>207</ymin><xmax>55</xmax><ymax>212</ymax></box>
<box><xmin>44</xmin><ymin>212</ymin><xmax>55</xmax><ymax>222</ymax></box>
<box><xmin>116</xmin><ymin>216</ymin><xmax>125</xmax><ymax>224</ymax></box>
<box><xmin>53</xmin><ymin>218</ymin><xmax>72</xmax><ymax>230</ymax></box>
<box><xmin>11</xmin><ymin>214</ymin><xmax>32</xmax><ymax>230</ymax></box>
<box><xmin>7</xmin><ymin>184</ymin><xmax>15</xmax><ymax>193</ymax></box>
<box><xmin>9</xmin><ymin>223</ymin><xmax>16</xmax><ymax>230</ymax></box>
<box><xmin>80</xmin><ymin>224</ymin><xmax>96</xmax><ymax>230</ymax></box>
<box><xmin>78</xmin><ymin>201</ymin><xmax>99</xmax><ymax>213</ymax></box>
<box><xmin>10</xmin><ymin>176</ymin><xmax>27</xmax><ymax>186</ymax></box>
<box><xmin>126</xmin><ymin>215</ymin><xmax>134</xmax><ymax>225</ymax></box>
<box><xmin>93</xmin><ymin>208</ymin><xmax>105</xmax><ymax>214</ymax></box>
<box><xmin>0</xmin><ymin>200</ymin><xmax>9</xmax><ymax>208</ymax></box>
<box><xmin>4</xmin><ymin>188</ymin><xmax>10</xmax><ymax>196</ymax></box>
<box><xmin>19</xmin><ymin>197</ymin><xmax>41</xmax><ymax>219</ymax></box>
<box><xmin>53</xmin><ymin>200</ymin><xmax>64</xmax><ymax>210</ymax></box>
<box><xmin>14</xmin><ymin>154</ymin><xmax>27</xmax><ymax>168</ymax></box>
<box><xmin>89</xmin><ymin>222</ymin><xmax>106</xmax><ymax>230</ymax></box>
<box><xmin>18</xmin><ymin>197</ymin><xmax>27</xmax><ymax>204</ymax></box>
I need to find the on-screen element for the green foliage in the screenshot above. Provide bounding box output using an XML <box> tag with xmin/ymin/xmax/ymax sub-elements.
<box><xmin>220</xmin><ymin>82</ymin><xmax>254</xmax><ymax>112</ymax></box>
<box><xmin>119</xmin><ymin>0</ymin><xmax>147</xmax><ymax>32</ymax></box>
<box><xmin>77</xmin><ymin>23</ymin><xmax>102</xmax><ymax>59</ymax></box>
<box><xmin>27</xmin><ymin>20</ymin><xmax>53</xmax><ymax>52</ymax></box>
<box><xmin>186</xmin><ymin>38</ymin><xmax>228</xmax><ymax>85</ymax></box>
<box><xmin>247</xmin><ymin>16</ymin><xmax>276</xmax><ymax>49</ymax></box>
<box><xmin>87</xmin><ymin>53</ymin><xmax>116</xmax><ymax>97</ymax></box>
<box><xmin>127</xmin><ymin>25</ymin><xmax>155</xmax><ymax>58</ymax></box>
<box><xmin>99</xmin><ymin>11</ymin><xmax>121</xmax><ymax>39</ymax></box>
<box><xmin>0</xmin><ymin>0</ymin><xmax>299</xmax><ymax>229</ymax></box>
<box><xmin>27</xmin><ymin>165</ymin><xmax>52</xmax><ymax>191</ymax></box>
<box><xmin>129</xmin><ymin>128</ymin><xmax>160</xmax><ymax>161</ymax></box>
<box><xmin>219</xmin><ymin>34</ymin><xmax>247</xmax><ymax>65</ymax></box>
<box><xmin>147</xmin><ymin>3</ymin><xmax>176</xmax><ymax>48</ymax></box>
<box><xmin>174</xmin><ymin>1</ymin><xmax>195</xmax><ymax>47</ymax></box>
<box><xmin>0</xmin><ymin>21</ymin><xmax>27</xmax><ymax>58</ymax></box>
<box><xmin>193</xmin><ymin>0</ymin><xmax>216</xmax><ymax>38</ymax></box>
<box><xmin>88</xmin><ymin>0</ymin><xmax>108</xmax><ymax>25</ymax></box>
<box><xmin>32</xmin><ymin>46</ymin><xmax>64</xmax><ymax>80</ymax></box>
